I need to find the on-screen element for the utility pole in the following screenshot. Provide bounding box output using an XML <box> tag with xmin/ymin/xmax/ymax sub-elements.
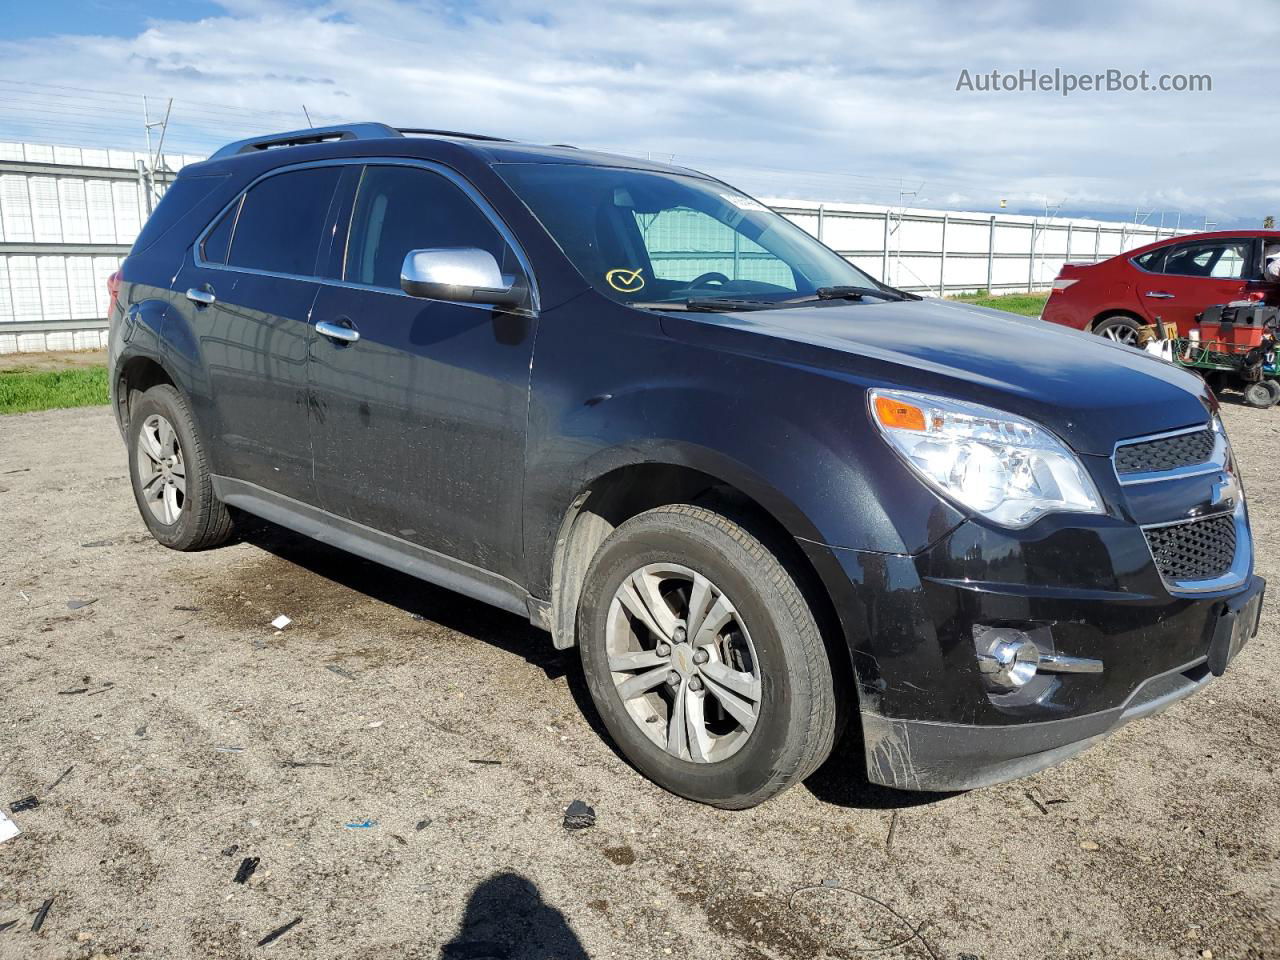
<box><xmin>141</xmin><ymin>96</ymin><xmax>173</xmax><ymax>212</ymax></box>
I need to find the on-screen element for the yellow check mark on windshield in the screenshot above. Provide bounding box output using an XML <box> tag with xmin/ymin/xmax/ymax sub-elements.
<box><xmin>605</xmin><ymin>267</ymin><xmax>645</xmax><ymax>293</ymax></box>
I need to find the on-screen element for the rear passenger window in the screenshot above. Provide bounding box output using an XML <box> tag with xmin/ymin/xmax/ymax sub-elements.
<box><xmin>1133</xmin><ymin>249</ymin><xmax>1163</xmax><ymax>271</ymax></box>
<box><xmin>201</xmin><ymin>199</ymin><xmax>239</xmax><ymax>265</ymax></box>
<box><xmin>344</xmin><ymin>165</ymin><xmax>519</xmax><ymax>289</ymax></box>
<box><xmin>227</xmin><ymin>168</ymin><xmax>341</xmax><ymax>276</ymax></box>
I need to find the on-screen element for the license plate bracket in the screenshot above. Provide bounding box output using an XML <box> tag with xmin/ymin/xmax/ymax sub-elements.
<box><xmin>1208</xmin><ymin>577</ymin><xmax>1264</xmax><ymax>677</ymax></box>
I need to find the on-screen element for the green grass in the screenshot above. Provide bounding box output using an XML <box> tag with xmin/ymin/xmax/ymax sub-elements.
<box><xmin>948</xmin><ymin>290</ymin><xmax>1050</xmax><ymax>317</ymax></box>
<box><xmin>0</xmin><ymin>366</ymin><xmax>109</xmax><ymax>414</ymax></box>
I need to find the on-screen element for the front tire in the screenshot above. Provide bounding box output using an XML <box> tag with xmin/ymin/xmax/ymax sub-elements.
<box><xmin>127</xmin><ymin>384</ymin><xmax>234</xmax><ymax>551</ymax></box>
<box><xmin>577</xmin><ymin>504</ymin><xmax>837</xmax><ymax>809</ymax></box>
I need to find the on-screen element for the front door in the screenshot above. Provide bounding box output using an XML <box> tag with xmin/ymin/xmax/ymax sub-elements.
<box><xmin>170</xmin><ymin>165</ymin><xmax>342</xmax><ymax>502</ymax></box>
<box><xmin>307</xmin><ymin>162</ymin><xmax>536</xmax><ymax>583</ymax></box>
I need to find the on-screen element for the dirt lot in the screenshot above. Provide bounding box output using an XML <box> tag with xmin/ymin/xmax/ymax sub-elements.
<box><xmin>1</xmin><ymin>404</ymin><xmax>1277</xmax><ymax>960</ymax></box>
<box><xmin>0</xmin><ymin>350</ymin><xmax>106</xmax><ymax>374</ymax></box>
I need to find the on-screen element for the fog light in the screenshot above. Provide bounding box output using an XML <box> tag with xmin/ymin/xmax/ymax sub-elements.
<box><xmin>978</xmin><ymin>635</ymin><xmax>1040</xmax><ymax>689</ymax></box>
<box><xmin>974</xmin><ymin>625</ymin><xmax>1104</xmax><ymax>693</ymax></box>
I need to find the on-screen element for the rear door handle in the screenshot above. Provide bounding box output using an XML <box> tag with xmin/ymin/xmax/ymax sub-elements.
<box><xmin>186</xmin><ymin>286</ymin><xmax>215</xmax><ymax>306</ymax></box>
<box><xmin>1144</xmin><ymin>291</ymin><xmax>1175</xmax><ymax>299</ymax></box>
<box><xmin>315</xmin><ymin>319</ymin><xmax>360</xmax><ymax>343</ymax></box>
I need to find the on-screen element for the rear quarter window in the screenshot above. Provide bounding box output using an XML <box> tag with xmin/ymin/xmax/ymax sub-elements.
<box><xmin>130</xmin><ymin>174</ymin><xmax>228</xmax><ymax>255</ymax></box>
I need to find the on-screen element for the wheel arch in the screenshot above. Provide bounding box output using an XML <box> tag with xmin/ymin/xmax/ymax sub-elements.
<box><xmin>113</xmin><ymin>351</ymin><xmax>178</xmax><ymax>434</ymax></box>
<box><xmin>546</xmin><ymin>458</ymin><xmax>855</xmax><ymax>712</ymax></box>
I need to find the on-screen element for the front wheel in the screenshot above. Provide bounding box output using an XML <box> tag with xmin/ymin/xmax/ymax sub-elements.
<box><xmin>577</xmin><ymin>504</ymin><xmax>837</xmax><ymax>809</ymax></box>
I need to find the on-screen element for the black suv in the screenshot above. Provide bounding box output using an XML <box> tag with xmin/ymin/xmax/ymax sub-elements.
<box><xmin>109</xmin><ymin>123</ymin><xmax>1263</xmax><ymax>808</ymax></box>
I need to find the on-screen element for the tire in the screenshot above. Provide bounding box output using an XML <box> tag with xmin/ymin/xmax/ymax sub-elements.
<box><xmin>1093</xmin><ymin>315</ymin><xmax>1144</xmax><ymax>347</ymax></box>
<box><xmin>1261</xmin><ymin>380</ymin><xmax>1280</xmax><ymax>405</ymax></box>
<box><xmin>1244</xmin><ymin>381</ymin><xmax>1274</xmax><ymax>409</ymax></box>
<box><xmin>127</xmin><ymin>384</ymin><xmax>235</xmax><ymax>551</ymax></box>
<box><xmin>577</xmin><ymin>504</ymin><xmax>837</xmax><ymax>809</ymax></box>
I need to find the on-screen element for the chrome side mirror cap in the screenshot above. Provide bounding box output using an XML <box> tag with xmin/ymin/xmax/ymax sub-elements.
<box><xmin>400</xmin><ymin>248</ymin><xmax>525</xmax><ymax>308</ymax></box>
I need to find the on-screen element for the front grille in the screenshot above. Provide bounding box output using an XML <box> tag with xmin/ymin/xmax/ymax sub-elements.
<box><xmin>1144</xmin><ymin>514</ymin><xmax>1237</xmax><ymax>582</ymax></box>
<box><xmin>1116</xmin><ymin>428</ymin><xmax>1214</xmax><ymax>475</ymax></box>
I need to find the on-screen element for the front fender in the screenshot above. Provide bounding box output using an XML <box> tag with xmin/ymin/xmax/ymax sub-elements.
<box><xmin>522</xmin><ymin>298</ymin><xmax>964</xmax><ymax>598</ymax></box>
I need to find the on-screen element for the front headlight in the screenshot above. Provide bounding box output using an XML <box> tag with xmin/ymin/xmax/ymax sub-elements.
<box><xmin>868</xmin><ymin>390</ymin><xmax>1103</xmax><ymax>528</ymax></box>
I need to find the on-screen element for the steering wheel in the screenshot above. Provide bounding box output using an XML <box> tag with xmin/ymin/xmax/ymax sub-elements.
<box><xmin>686</xmin><ymin>271</ymin><xmax>732</xmax><ymax>289</ymax></box>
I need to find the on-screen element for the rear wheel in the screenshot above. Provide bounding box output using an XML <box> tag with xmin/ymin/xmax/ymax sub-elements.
<box><xmin>577</xmin><ymin>504</ymin><xmax>837</xmax><ymax>809</ymax></box>
<box><xmin>1244</xmin><ymin>381</ymin><xmax>1275</xmax><ymax>409</ymax></box>
<box><xmin>127</xmin><ymin>384</ymin><xmax>234</xmax><ymax>551</ymax></box>
<box><xmin>1093</xmin><ymin>315</ymin><xmax>1143</xmax><ymax>346</ymax></box>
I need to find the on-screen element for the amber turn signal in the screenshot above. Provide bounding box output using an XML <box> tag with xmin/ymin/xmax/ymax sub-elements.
<box><xmin>872</xmin><ymin>394</ymin><xmax>925</xmax><ymax>431</ymax></box>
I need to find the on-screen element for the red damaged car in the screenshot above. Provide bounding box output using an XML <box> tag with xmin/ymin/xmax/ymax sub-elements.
<box><xmin>1042</xmin><ymin>230</ymin><xmax>1280</xmax><ymax>344</ymax></box>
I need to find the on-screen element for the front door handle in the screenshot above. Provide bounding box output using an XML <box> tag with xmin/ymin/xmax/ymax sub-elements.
<box><xmin>315</xmin><ymin>319</ymin><xmax>360</xmax><ymax>344</ymax></box>
<box><xmin>186</xmin><ymin>286</ymin><xmax>215</xmax><ymax>306</ymax></box>
<box><xmin>1144</xmin><ymin>291</ymin><xmax>1175</xmax><ymax>299</ymax></box>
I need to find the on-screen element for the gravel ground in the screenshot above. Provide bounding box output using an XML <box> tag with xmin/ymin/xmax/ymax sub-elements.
<box><xmin>1</xmin><ymin>404</ymin><xmax>1277</xmax><ymax>960</ymax></box>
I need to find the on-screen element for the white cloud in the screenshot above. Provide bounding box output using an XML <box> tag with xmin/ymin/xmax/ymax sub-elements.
<box><xmin>3</xmin><ymin>0</ymin><xmax>1276</xmax><ymax>223</ymax></box>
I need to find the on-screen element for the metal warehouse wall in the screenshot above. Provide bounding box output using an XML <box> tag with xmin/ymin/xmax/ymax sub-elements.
<box><xmin>0</xmin><ymin>140</ymin><xmax>1191</xmax><ymax>354</ymax></box>
<box><xmin>0</xmin><ymin>141</ymin><xmax>201</xmax><ymax>355</ymax></box>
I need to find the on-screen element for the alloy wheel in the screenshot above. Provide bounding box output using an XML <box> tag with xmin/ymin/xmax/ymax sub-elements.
<box><xmin>605</xmin><ymin>563</ymin><xmax>762</xmax><ymax>763</ymax></box>
<box><xmin>136</xmin><ymin>413</ymin><xmax>186</xmax><ymax>524</ymax></box>
<box><xmin>1100</xmin><ymin>324</ymin><xmax>1139</xmax><ymax>345</ymax></box>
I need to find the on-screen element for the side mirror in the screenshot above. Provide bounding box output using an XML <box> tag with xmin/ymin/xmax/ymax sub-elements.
<box><xmin>400</xmin><ymin>248</ymin><xmax>525</xmax><ymax>308</ymax></box>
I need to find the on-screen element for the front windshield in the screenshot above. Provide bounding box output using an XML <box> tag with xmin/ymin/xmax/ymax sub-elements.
<box><xmin>496</xmin><ymin>162</ymin><xmax>881</xmax><ymax>305</ymax></box>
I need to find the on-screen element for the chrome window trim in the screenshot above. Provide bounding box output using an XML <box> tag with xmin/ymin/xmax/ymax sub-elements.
<box><xmin>1112</xmin><ymin>422</ymin><xmax>1224</xmax><ymax>486</ymax></box>
<box><xmin>190</xmin><ymin>156</ymin><xmax>541</xmax><ymax>315</ymax></box>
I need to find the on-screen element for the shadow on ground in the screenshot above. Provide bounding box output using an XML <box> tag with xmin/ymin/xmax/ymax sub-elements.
<box><xmin>439</xmin><ymin>872</ymin><xmax>589</xmax><ymax>960</ymax></box>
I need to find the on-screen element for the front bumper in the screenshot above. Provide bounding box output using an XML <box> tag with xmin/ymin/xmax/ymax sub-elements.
<box><xmin>802</xmin><ymin>512</ymin><xmax>1264</xmax><ymax>792</ymax></box>
<box><xmin>862</xmin><ymin>653</ymin><xmax>1216</xmax><ymax>791</ymax></box>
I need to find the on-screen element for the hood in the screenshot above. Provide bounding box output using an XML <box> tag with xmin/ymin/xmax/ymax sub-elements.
<box><xmin>660</xmin><ymin>297</ymin><xmax>1211</xmax><ymax>456</ymax></box>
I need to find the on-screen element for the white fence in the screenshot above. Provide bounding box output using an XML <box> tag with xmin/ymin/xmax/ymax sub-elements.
<box><xmin>0</xmin><ymin>139</ymin><xmax>1193</xmax><ymax>354</ymax></box>
<box><xmin>766</xmin><ymin>199</ymin><xmax>1193</xmax><ymax>296</ymax></box>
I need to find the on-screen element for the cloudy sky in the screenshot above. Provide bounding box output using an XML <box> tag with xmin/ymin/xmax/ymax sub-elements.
<box><xmin>2</xmin><ymin>0</ymin><xmax>1275</xmax><ymax>225</ymax></box>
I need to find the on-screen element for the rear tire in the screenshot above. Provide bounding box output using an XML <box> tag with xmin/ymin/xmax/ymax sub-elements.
<box><xmin>127</xmin><ymin>384</ymin><xmax>235</xmax><ymax>551</ymax></box>
<box><xmin>1244</xmin><ymin>381</ymin><xmax>1274</xmax><ymax>409</ymax></box>
<box><xmin>577</xmin><ymin>504</ymin><xmax>837</xmax><ymax>809</ymax></box>
<box><xmin>1093</xmin><ymin>315</ymin><xmax>1143</xmax><ymax>347</ymax></box>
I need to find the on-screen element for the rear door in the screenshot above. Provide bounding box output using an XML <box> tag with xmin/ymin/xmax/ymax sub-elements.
<box><xmin>171</xmin><ymin>165</ymin><xmax>342</xmax><ymax>503</ymax></box>
<box><xmin>306</xmin><ymin>161</ymin><xmax>537</xmax><ymax>583</ymax></box>
<box><xmin>1137</xmin><ymin>237</ymin><xmax>1256</xmax><ymax>329</ymax></box>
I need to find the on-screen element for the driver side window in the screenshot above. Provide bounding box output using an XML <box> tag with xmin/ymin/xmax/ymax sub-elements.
<box><xmin>344</xmin><ymin>165</ymin><xmax>521</xmax><ymax>290</ymax></box>
<box><xmin>632</xmin><ymin>207</ymin><xmax>798</xmax><ymax>291</ymax></box>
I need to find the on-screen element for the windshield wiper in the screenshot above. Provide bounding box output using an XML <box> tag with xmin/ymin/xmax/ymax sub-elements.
<box><xmin>814</xmin><ymin>285</ymin><xmax>916</xmax><ymax>302</ymax></box>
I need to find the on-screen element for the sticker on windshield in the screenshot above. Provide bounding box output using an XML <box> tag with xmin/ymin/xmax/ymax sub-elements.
<box><xmin>720</xmin><ymin>193</ymin><xmax>768</xmax><ymax>212</ymax></box>
<box><xmin>605</xmin><ymin>267</ymin><xmax>645</xmax><ymax>293</ymax></box>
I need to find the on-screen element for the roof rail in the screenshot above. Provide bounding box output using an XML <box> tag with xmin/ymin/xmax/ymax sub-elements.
<box><xmin>209</xmin><ymin>123</ymin><xmax>403</xmax><ymax>160</ymax></box>
<box><xmin>397</xmin><ymin>128</ymin><xmax>512</xmax><ymax>143</ymax></box>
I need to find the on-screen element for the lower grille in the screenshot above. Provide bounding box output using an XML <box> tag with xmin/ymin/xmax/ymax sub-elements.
<box><xmin>1144</xmin><ymin>514</ymin><xmax>1237</xmax><ymax>582</ymax></box>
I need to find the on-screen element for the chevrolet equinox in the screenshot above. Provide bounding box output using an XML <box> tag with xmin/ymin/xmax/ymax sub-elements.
<box><xmin>108</xmin><ymin>123</ymin><xmax>1263</xmax><ymax>808</ymax></box>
